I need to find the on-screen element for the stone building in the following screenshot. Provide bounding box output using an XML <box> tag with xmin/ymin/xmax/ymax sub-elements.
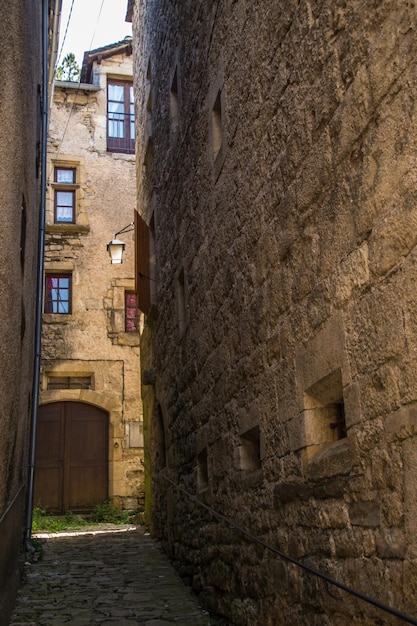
<box><xmin>130</xmin><ymin>1</ymin><xmax>417</xmax><ymax>624</ymax></box>
<box><xmin>0</xmin><ymin>2</ymin><xmax>61</xmax><ymax>623</ymax></box>
<box><xmin>34</xmin><ymin>39</ymin><xmax>144</xmax><ymax>514</ymax></box>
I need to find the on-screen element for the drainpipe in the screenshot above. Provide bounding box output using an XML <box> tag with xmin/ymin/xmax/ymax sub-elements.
<box><xmin>25</xmin><ymin>0</ymin><xmax>49</xmax><ymax>549</ymax></box>
<box><xmin>48</xmin><ymin>0</ymin><xmax>62</xmax><ymax>110</ymax></box>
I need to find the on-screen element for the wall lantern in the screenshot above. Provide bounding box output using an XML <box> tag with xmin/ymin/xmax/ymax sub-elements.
<box><xmin>107</xmin><ymin>222</ymin><xmax>134</xmax><ymax>264</ymax></box>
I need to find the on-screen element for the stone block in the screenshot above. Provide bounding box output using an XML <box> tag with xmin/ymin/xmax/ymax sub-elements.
<box><xmin>348</xmin><ymin>500</ymin><xmax>380</xmax><ymax>527</ymax></box>
<box><xmin>333</xmin><ymin>243</ymin><xmax>370</xmax><ymax>307</ymax></box>
<box><xmin>385</xmin><ymin>403</ymin><xmax>417</xmax><ymax>442</ymax></box>
<box><xmin>375</xmin><ymin>529</ymin><xmax>407</xmax><ymax>559</ymax></box>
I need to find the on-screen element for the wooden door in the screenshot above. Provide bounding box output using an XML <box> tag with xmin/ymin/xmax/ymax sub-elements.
<box><xmin>34</xmin><ymin>402</ymin><xmax>108</xmax><ymax>513</ymax></box>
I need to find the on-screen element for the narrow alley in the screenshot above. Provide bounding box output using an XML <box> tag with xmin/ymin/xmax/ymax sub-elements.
<box><xmin>9</xmin><ymin>525</ymin><xmax>221</xmax><ymax>625</ymax></box>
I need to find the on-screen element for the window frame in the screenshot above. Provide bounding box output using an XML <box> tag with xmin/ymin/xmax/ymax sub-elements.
<box><xmin>44</xmin><ymin>273</ymin><xmax>72</xmax><ymax>314</ymax></box>
<box><xmin>47</xmin><ymin>376</ymin><xmax>92</xmax><ymax>390</ymax></box>
<box><xmin>107</xmin><ymin>78</ymin><xmax>135</xmax><ymax>154</ymax></box>
<box><xmin>53</xmin><ymin>166</ymin><xmax>77</xmax><ymax>224</ymax></box>
<box><xmin>125</xmin><ymin>290</ymin><xmax>139</xmax><ymax>332</ymax></box>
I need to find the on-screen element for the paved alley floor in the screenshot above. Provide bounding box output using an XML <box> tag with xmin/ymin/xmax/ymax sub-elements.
<box><xmin>9</xmin><ymin>525</ymin><xmax>219</xmax><ymax>626</ymax></box>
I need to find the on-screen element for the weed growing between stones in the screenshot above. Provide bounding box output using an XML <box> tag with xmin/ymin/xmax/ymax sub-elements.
<box><xmin>32</xmin><ymin>502</ymin><xmax>143</xmax><ymax>532</ymax></box>
<box><xmin>32</xmin><ymin>507</ymin><xmax>89</xmax><ymax>532</ymax></box>
<box><xmin>90</xmin><ymin>500</ymin><xmax>133</xmax><ymax>524</ymax></box>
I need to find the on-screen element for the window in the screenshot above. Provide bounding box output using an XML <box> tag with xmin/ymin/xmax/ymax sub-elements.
<box><xmin>20</xmin><ymin>194</ymin><xmax>27</xmax><ymax>272</ymax></box>
<box><xmin>197</xmin><ymin>448</ymin><xmax>209</xmax><ymax>492</ymax></box>
<box><xmin>303</xmin><ymin>369</ymin><xmax>347</xmax><ymax>460</ymax></box>
<box><xmin>239</xmin><ymin>426</ymin><xmax>261</xmax><ymax>472</ymax></box>
<box><xmin>54</xmin><ymin>167</ymin><xmax>76</xmax><ymax>223</ymax></box>
<box><xmin>47</xmin><ymin>376</ymin><xmax>92</xmax><ymax>390</ymax></box>
<box><xmin>176</xmin><ymin>268</ymin><xmax>188</xmax><ymax>337</ymax></box>
<box><xmin>107</xmin><ymin>79</ymin><xmax>135</xmax><ymax>153</ymax></box>
<box><xmin>170</xmin><ymin>69</ymin><xmax>179</xmax><ymax>134</ymax></box>
<box><xmin>212</xmin><ymin>90</ymin><xmax>223</xmax><ymax>160</ymax></box>
<box><xmin>125</xmin><ymin>291</ymin><xmax>138</xmax><ymax>332</ymax></box>
<box><xmin>146</xmin><ymin>60</ymin><xmax>152</xmax><ymax>136</ymax></box>
<box><xmin>45</xmin><ymin>274</ymin><xmax>72</xmax><ymax>314</ymax></box>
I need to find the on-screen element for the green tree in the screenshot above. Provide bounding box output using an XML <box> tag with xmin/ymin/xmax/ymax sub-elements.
<box><xmin>56</xmin><ymin>53</ymin><xmax>80</xmax><ymax>82</ymax></box>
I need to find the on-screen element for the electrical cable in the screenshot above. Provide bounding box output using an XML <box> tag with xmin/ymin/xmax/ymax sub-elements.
<box><xmin>86</xmin><ymin>0</ymin><xmax>105</xmax><ymax>57</ymax></box>
<box><xmin>149</xmin><ymin>466</ymin><xmax>417</xmax><ymax>625</ymax></box>
<box><xmin>48</xmin><ymin>0</ymin><xmax>106</xmax><ymax>183</ymax></box>
<box><xmin>56</xmin><ymin>0</ymin><xmax>76</xmax><ymax>68</ymax></box>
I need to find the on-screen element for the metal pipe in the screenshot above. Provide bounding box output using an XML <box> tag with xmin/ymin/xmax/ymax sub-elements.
<box><xmin>48</xmin><ymin>0</ymin><xmax>62</xmax><ymax>107</ymax></box>
<box><xmin>25</xmin><ymin>0</ymin><xmax>49</xmax><ymax>549</ymax></box>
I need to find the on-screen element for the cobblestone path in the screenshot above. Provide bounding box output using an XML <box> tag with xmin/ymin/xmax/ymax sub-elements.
<box><xmin>9</xmin><ymin>526</ymin><xmax>218</xmax><ymax>626</ymax></box>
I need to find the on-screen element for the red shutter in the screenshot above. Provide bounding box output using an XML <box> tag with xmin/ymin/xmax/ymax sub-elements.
<box><xmin>135</xmin><ymin>210</ymin><xmax>151</xmax><ymax>315</ymax></box>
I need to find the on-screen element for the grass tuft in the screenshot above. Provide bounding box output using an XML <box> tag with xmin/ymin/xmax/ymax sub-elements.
<box><xmin>32</xmin><ymin>502</ymin><xmax>143</xmax><ymax>533</ymax></box>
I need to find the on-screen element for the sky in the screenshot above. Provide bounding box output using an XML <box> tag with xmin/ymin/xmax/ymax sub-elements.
<box><xmin>57</xmin><ymin>0</ymin><xmax>132</xmax><ymax>69</ymax></box>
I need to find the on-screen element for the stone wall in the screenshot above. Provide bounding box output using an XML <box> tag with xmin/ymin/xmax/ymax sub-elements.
<box><xmin>133</xmin><ymin>1</ymin><xmax>417</xmax><ymax>624</ymax></box>
<box><xmin>0</xmin><ymin>2</ymin><xmax>43</xmax><ymax>623</ymax></box>
<box><xmin>41</xmin><ymin>47</ymin><xmax>144</xmax><ymax>510</ymax></box>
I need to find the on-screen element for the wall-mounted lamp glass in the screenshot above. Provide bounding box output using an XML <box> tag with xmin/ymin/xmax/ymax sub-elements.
<box><xmin>107</xmin><ymin>222</ymin><xmax>134</xmax><ymax>264</ymax></box>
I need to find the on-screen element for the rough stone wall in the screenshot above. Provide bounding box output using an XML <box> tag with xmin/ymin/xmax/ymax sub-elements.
<box><xmin>41</xmin><ymin>49</ymin><xmax>144</xmax><ymax>510</ymax></box>
<box><xmin>133</xmin><ymin>1</ymin><xmax>417</xmax><ymax>624</ymax></box>
<box><xmin>0</xmin><ymin>2</ymin><xmax>43</xmax><ymax>623</ymax></box>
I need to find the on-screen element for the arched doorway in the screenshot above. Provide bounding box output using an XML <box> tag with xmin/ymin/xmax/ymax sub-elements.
<box><xmin>34</xmin><ymin>401</ymin><xmax>108</xmax><ymax>513</ymax></box>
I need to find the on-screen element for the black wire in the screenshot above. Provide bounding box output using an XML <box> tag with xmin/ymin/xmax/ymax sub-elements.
<box><xmin>114</xmin><ymin>222</ymin><xmax>134</xmax><ymax>238</ymax></box>
<box><xmin>49</xmin><ymin>0</ymin><xmax>106</xmax><ymax>180</ymax></box>
<box><xmin>138</xmin><ymin>271</ymin><xmax>156</xmax><ymax>283</ymax></box>
<box><xmin>152</xmin><ymin>469</ymin><xmax>417</xmax><ymax>625</ymax></box>
<box><xmin>56</xmin><ymin>0</ymin><xmax>75</xmax><ymax>69</ymax></box>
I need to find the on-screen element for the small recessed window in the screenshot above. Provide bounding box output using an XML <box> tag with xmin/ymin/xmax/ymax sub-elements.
<box><xmin>20</xmin><ymin>194</ymin><xmax>27</xmax><ymax>271</ymax></box>
<box><xmin>47</xmin><ymin>376</ymin><xmax>92</xmax><ymax>390</ymax></box>
<box><xmin>212</xmin><ymin>90</ymin><xmax>223</xmax><ymax>160</ymax></box>
<box><xmin>327</xmin><ymin>402</ymin><xmax>347</xmax><ymax>440</ymax></box>
<box><xmin>197</xmin><ymin>448</ymin><xmax>209</xmax><ymax>492</ymax></box>
<box><xmin>125</xmin><ymin>291</ymin><xmax>138</xmax><ymax>332</ymax></box>
<box><xmin>176</xmin><ymin>268</ymin><xmax>188</xmax><ymax>336</ymax></box>
<box><xmin>239</xmin><ymin>426</ymin><xmax>261</xmax><ymax>473</ymax></box>
<box><xmin>146</xmin><ymin>59</ymin><xmax>152</xmax><ymax>136</ymax></box>
<box><xmin>45</xmin><ymin>274</ymin><xmax>72</xmax><ymax>314</ymax></box>
<box><xmin>170</xmin><ymin>69</ymin><xmax>179</xmax><ymax>134</ymax></box>
<box><xmin>55</xmin><ymin>168</ymin><xmax>75</xmax><ymax>184</ymax></box>
<box><xmin>303</xmin><ymin>369</ymin><xmax>348</xmax><ymax>460</ymax></box>
<box><xmin>54</xmin><ymin>167</ymin><xmax>76</xmax><ymax>223</ymax></box>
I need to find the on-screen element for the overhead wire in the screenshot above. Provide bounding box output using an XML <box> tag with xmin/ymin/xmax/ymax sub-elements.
<box><xmin>56</xmin><ymin>0</ymin><xmax>75</xmax><ymax>68</ymax></box>
<box><xmin>47</xmin><ymin>0</ymin><xmax>106</xmax><ymax>185</ymax></box>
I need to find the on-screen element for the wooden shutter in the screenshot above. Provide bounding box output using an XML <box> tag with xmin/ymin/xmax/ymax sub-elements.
<box><xmin>135</xmin><ymin>210</ymin><xmax>151</xmax><ymax>314</ymax></box>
